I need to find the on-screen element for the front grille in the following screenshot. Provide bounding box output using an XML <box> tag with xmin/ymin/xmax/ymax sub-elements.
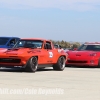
<box><xmin>0</xmin><ymin>58</ymin><xmax>21</xmax><ymax>63</ymax></box>
<box><xmin>68</xmin><ymin>60</ymin><xmax>87</xmax><ymax>63</ymax></box>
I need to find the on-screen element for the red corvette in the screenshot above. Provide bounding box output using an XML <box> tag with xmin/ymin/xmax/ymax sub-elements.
<box><xmin>0</xmin><ymin>38</ymin><xmax>67</xmax><ymax>72</ymax></box>
<box><xmin>66</xmin><ymin>42</ymin><xmax>100</xmax><ymax>67</ymax></box>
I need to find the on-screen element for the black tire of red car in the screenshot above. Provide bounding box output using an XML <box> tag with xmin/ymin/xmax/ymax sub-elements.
<box><xmin>53</xmin><ymin>56</ymin><xmax>66</xmax><ymax>71</ymax></box>
<box><xmin>98</xmin><ymin>58</ymin><xmax>100</xmax><ymax>68</ymax></box>
<box><xmin>24</xmin><ymin>56</ymin><xmax>38</xmax><ymax>72</ymax></box>
<box><xmin>65</xmin><ymin>64</ymin><xmax>71</xmax><ymax>67</ymax></box>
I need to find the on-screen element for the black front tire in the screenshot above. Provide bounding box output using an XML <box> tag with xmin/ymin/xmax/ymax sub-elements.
<box><xmin>24</xmin><ymin>56</ymin><xmax>38</xmax><ymax>72</ymax></box>
<box><xmin>53</xmin><ymin>56</ymin><xmax>66</xmax><ymax>71</ymax></box>
<box><xmin>98</xmin><ymin>58</ymin><xmax>100</xmax><ymax>68</ymax></box>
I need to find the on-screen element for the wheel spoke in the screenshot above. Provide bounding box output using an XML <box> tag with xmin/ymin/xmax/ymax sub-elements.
<box><xmin>59</xmin><ymin>57</ymin><xmax>65</xmax><ymax>69</ymax></box>
<box><xmin>60</xmin><ymin>58</ymin><xmax>63</xmax><ymax>65</ymax></box>
<box><xmin>31</xmin><ymin>57</ymin><xmax>37</xmax><ymax>69</ymax></box>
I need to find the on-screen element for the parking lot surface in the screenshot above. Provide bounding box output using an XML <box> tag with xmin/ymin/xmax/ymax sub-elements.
<box><xmin>0</xmin><ymin>67</ymin><xmax>100</xmax><ymax>100</ymax></box>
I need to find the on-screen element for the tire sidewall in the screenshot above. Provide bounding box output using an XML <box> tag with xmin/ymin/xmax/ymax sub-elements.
<box><xmin>58</xmin><ymin>56</ymin><xmax>66</xmax><ymax>70</ymax></box>
<box><xmin>27</xmin><ymin>56</ymin><xmax>38</xmax><ymax>72</ymax></box>
<box><xmin>98</xmin><ymin>58</ymin><xmax>100</xmax><ymax>68</ymax></box>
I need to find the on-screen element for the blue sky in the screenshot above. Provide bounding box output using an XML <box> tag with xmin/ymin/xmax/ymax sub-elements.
<box><xmin>0</xmin><ymin>0</ymin><xmax>100</xmax><ymax>42</ymax></box>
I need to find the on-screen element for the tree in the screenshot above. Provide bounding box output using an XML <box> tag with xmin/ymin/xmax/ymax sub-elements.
<box><xmin>49</xmin><ymin>39</ymin><xmax>81</xmax><ymax>49</ymax></box>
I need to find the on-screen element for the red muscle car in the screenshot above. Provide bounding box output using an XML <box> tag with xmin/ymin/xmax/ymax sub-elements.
<box><xmin>0</xmin><ymin>38</ymin><xmax>68</xmax><ymax>72</ymax></box>
<box><xmin>66</xmin><ymin>42</ymin><xmax>100</xmax><ymax>67</ymax></box>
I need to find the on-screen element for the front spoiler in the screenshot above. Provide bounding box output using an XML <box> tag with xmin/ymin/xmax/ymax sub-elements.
<box><xmin>66</xmin><ymin>63</ymin><xmax>98</xmax><ymax>67</ymax></box>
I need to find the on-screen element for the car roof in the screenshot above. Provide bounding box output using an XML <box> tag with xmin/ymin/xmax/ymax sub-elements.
<box><xmin>20</xmin><ymin>38</ymin><xmax>50</xmax><ymax>41</ymax></box>
<box><xmin>84</xmin><ymin>42</ymin><xmax>100</xmax><ymax>45</ymax></box>
<box><xmin>0</xmin><ymin>36</ymin><xmax>19</xmax><ymax>39</ymax></box>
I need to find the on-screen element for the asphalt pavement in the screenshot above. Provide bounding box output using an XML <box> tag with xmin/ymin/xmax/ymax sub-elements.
<box><xmin>0</xmin><ymin>66</ymin><xmax>100</xmax><ymax>100</ymax></box>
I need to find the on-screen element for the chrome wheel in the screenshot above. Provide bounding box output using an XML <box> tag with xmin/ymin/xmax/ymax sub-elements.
<box><xmin>31</xmin><ymin>57</ymin><xmax>38</xmax><ymax>70</ymax></box>
<box><xmin>59</xmin><ymin>57</ymin><xmax>65</xmax><ymax>69</ymax></box>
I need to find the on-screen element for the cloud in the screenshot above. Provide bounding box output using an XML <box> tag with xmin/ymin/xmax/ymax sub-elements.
<box><xmin>0</xmin><ymin>0</ymin><xmax>100</xmax><ymax>11</ymax></box>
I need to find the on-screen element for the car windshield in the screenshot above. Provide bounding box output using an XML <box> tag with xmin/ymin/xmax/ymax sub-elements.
<box><xmin>0</xmin><ymin>38</ymin><xmax>10</xmax><ymax>45</ymax></box>
<box><xmin>78</xmin><ymin>44</ymin><xmax>100</xmax><ymax>51</ymax></box>
<box><xmin>14</xmin><ymin>40</ymin><xmax>43</xmax><ymax>49</ymax></box>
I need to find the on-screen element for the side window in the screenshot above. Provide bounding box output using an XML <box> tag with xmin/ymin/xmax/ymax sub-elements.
<box><xmin>44</xmin><ymin>41</ymin><xmax>52</xmax><ymax>50</ymax></box>
<box><xmin>7</xmin><ymin>39</ymin><xmax>16</xmax><ymax>46</ymax></box>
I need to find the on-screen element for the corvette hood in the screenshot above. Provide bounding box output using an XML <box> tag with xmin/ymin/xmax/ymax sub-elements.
<box><xmin>3</xmin><ymin>48</ymin><xmax>41</xmax><ymax>55</ymax></box>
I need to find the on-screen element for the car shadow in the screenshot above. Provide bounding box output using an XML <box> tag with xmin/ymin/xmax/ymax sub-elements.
<box><xmin>37</xmin><ymin>68</ymin><xmax>54</xmax><ymax>72</ymax></box>
<box><xmin>0</xmin><ymin>67</ymin><xmax>23</xmax><ymax>73</ymax></box>
<box><xmin>0</xmin><ymin>67</ymin><xmax>54</xmax><ymax>73</ymax></box>
<box><xmin>66</xmin><ymin>66</ymin><xmax>99</xmax><ymax>69</ymax></box>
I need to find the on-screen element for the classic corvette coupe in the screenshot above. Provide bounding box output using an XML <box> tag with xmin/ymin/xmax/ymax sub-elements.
<box><xmin>66</xmin><ymin>42</ymin><xmax>100</xmax><ymax>67</ymax></box>
<box><xmin>0</xmin><ymin>38</ymin><xmax>68</xmax><ymax>72</ymax></box>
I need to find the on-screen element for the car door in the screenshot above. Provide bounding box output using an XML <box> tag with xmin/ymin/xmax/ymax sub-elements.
<box><xmin>43</xmin><ymin>41</ymin><xmax>54</xmax><ymax>64</ymax></box>
<box><xmin>38</xmin><ymin>41</ymin><xmax>55</xmax><ymax>64</ymax></box>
